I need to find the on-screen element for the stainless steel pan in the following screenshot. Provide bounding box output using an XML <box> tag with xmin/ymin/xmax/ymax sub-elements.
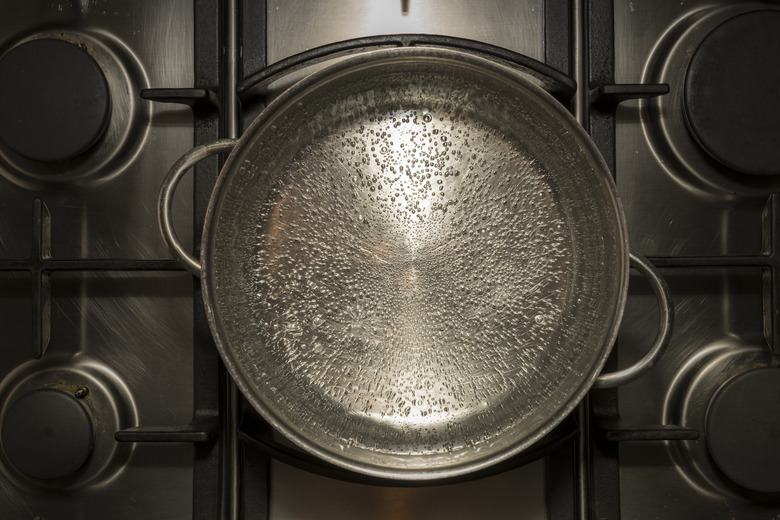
<box><xmin>158</xmin><ymin>47</ymin><xmax>673</xmax><ymax>480</ymax></box>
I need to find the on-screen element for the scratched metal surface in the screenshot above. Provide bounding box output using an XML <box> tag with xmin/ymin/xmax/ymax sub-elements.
<box><xmin>615</xmin><ymin>2</ymin><xmax>780</xmax><ymax>518</ymax></box>
<box><xmin>263</xmin><ymin>0</ymin><xmax>546</xmax><ymax>105</ymax></box>
<box><xmin>267</xmin><ymin>0</ymin><xmax>544</xmax><ymax>64</ymax></box>
<box><xmin>0</xmin><ymin>1</ymin><xmax>195</xmax><ymax>519</ymax></box>
<box><xmin>270</xmin><ymin>459</ymin><xmax>547</xmax><ymax>520</ymax></box>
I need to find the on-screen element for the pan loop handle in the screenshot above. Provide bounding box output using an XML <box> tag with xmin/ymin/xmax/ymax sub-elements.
<box><xmin>594</xmin><ymin>251</ymin><xmax>674</xmax><ymax>389</ymax></box>
<box><xmin>158</xmin><ymin>139</ymin><xmax>238</xmax><ymax>277</ymax></box>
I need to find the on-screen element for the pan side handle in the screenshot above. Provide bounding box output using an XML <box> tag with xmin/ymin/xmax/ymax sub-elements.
<box><xmin>157</xmin><ymin>139</ymin><xmax>238</xmax><ymax>277</ymax></box>
<box><xmin>594</xmin><ymin>252</ymin><xmax>674</xmax><ymax>389</ymax></box>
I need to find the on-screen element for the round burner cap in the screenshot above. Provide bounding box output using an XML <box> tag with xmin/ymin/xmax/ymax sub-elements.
<box><xmin>0</xmin><ymin>38</ymin><xmax>111</xmax><ymax>162</ymax></box>
<box><xmin>1</xmin><ymin>388</ymin><xmax>94</xmax><ymax>480</ymax></box>
<box><xmin>683</xmin><ymin>10</ymin><xmax>780</xmax><ymax>176</ymax></box>
<box><xmin>705</xmin><ymin>367</ymin><xmax>780</xmax><ymax>493</ymax></box>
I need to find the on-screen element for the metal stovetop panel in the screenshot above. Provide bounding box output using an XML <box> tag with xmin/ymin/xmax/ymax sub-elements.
<box><xmin>0</xmin><ymin>1</ymin><xmax>196</xmax><ymax>518</ymax></box>
<box><xmin>615</xmin><ymin>1</ymin><xmax>780</xmax><ymax>518</ymax></box>
<box><xmin>267</xmin><ymin>0</ymin><xmax>544</xmax><ymax>64</ymax></box>
<box><xmin>271</xmin><ymin>459</ymin><xmax>547</xmax><ymax>520</ymax></box>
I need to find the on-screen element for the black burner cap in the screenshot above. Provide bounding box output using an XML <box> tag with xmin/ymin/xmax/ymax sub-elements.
<box><xmin>0</xmin><ymin>38</ymin><xmax>111</xmax><ymax>162</ymax></box>
<box><xmin>1</xmin><ymin>388</ymin><xmax>94</xmax><ymax>480</ymax></box>
<box><xmin>706</xmin><ymin>367</ymin><xmax>780</xmax><ymax>493</ymax></box>
<box><xmin>683</xmin><ymin>10</ymin><xmax>780</xmax><ymax>176</ymax></box>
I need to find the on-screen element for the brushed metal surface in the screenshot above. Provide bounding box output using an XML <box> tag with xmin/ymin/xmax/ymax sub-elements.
<box><xmin>616</xmin><ymin>269</ymin><xmax>777</xmax><ymax>519</ymax></box>
<box><xmin>201</xmin><ymin>48</ymin><xmax>628</xmax><ymax>479</ymax></box>
<box><xmin>0</xmin><ymin>1</ymin><xmax>195</xmax><ymax>519</ymax></box>
<box><xmin>0</xmin><ymin>0</ymin><xmax>195</xmax><ymax>261</ymax></box>
<box><xmin>615</xmin><ymin>2</ymin><xmax>780</xmax><ymax>518</ymax></box>
<box><xmin>270</xmin><ymin>459</ymin><xmax>547</xmax><ymax>520</ymax></box>
<box><xmin>267</xmin><ymin>0</ymin><xmax>544</xmax><ymax>64</ymax></box>
<box><xmin>615</xmin><ymin>1</ymin><xmax>770</xmax><ymax>258</ymax></box>
<box><xmin>263</xmin><ymin>0</ymin><xmax>546</xmax><ymax>106</ymax></box>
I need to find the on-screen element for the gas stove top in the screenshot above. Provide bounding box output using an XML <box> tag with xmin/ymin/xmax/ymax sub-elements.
<box><xmin>0</xmin><ymin>1</ymin><xmax>778</xmax><ymax>519</ymax></box>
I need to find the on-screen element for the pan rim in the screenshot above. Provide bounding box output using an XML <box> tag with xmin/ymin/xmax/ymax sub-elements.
<box><xmin>201</xmin><ymin>46</ymin><xmax>629</xmax><ymax>480</ymax></box>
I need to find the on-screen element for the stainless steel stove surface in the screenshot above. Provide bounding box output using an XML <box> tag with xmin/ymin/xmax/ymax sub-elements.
<box><xmin>0</xmin><ymin>1</ymin><xmax>779</xmax><ymax>519</ymax></box>
<box><xmin>0</xmin><ymin>2</ymin><xmax>196</xmax><ymax>519</ymax></box>
<box><xmin>615</xmin><ymin>2</ymin><xmax>780</xmax><ymax>518</ymax></box>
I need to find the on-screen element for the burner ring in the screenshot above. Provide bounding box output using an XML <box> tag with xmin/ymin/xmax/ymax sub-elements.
<box><xmin>663</xmin><ymin>339</ymin><xmax>775</xmax><ymax>497</ymax></box>
<box><xmin>705</xmin><ymin>367</ymin><xmax>780</xmax><ymax>493</ymax></box>
<box><xmin>683</xmin><ymin>11</ymin><xmax>780</xmax><ymax>176</ymax></box>
<box><xmin>0</xmin><ymin>31</ymin><xmax>151</xmax><ymax>188</ymax></box>
<box><xmin>640</xmin><ymin>6</ymin><xmax>780</xmax><ymax>198</ymax></box>
<box><xmin>0</xmin><ymin>38</ymin><xmax>111</xmax><ymax>162</ymax></box>
<box><xmin>0</xmin><ymin>355</ymin><xmax>137</xmax><ymax>490</ymax></box>
<box><xmin>1</xmin><ymin>388</ymin><xmax>95</xmax><ymax>480</ymax></box>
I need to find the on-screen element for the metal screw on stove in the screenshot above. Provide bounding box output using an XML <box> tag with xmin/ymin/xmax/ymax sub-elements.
<box><xmin>74</xmin><ymin>386</ymin><xmax>89</xmax><ymax>399</ymax></box>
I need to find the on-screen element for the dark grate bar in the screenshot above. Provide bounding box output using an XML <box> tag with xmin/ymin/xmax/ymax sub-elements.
<box><xmin>32</xmin><ymin>198</ymin><xmax>51</xmax><ymax>360</ymax></box>
<box><xmin>648</xmin><ymin>193</ymin><xmax>780</xmax><ymax>354</ymax></box>
<box><xmin>544</xmin><ymin>0</ymin><xmax>572</xmax><ymax>78</ymax></box>
<box><xmin>546</xmin><ymin>441</ymin><xmax>578</xmax><ymax>520</ymax></box>
<box><xmin>649</xmin><ymin>256</ymin><xmax>772</xmax><ymax>267</ymax></box>
<box><xmin>0</xmin><ymin>198</ymin><xmax>185</xmax><ymax>359</ymax></box>
<box><xmin>115</xmin><ymin>420</ymin><xmax>219</xmax><ymax>443</ymax></box>
<box><xmin>590</xmin><ymin>83</ymin><xmax>670</xmax><ymax>109</ymax></box>
<box><xmin>236</xmin><ymin>0</ymin><xmax>272</xmax><ymax>518</ymax></box>
<box><xmin>236</xmin><ymin>33</ymin><xmax>578</xmax><ymax>102</ymax></box>
<box><xmin>587</xmin><ymin>0</ymin><xmax>622</xmax><ymax>517</ymax></box>
<box><xmin>0</xmin><ymin>258</ymin><xmax>184</xmax><ymax>271</ymax></box>
<box><xmin>602</xmin><ymin>424</ymin><xmax>700</xmax><ymax>442</ymax></box>
<box><xmin>141</xmin><ymin>87</ymin><xmax>218</xmax><ymax>109</ymax></box>
<box><xmin>191</xmin><ymin>0</ymin><xmax>222</xmax><ymax>519</ymax></box>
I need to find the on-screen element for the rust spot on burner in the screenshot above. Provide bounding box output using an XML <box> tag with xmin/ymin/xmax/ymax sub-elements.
<box><xmin>54</xmin><ymin>383</ymin><xmax>89</xmax><ymax>398</ymax></box>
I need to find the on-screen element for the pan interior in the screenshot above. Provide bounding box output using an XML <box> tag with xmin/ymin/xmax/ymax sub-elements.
<box><xmin>206</xmin><ymin>50</ymin><xmax>626</xmax><ymax>478</ymax></box>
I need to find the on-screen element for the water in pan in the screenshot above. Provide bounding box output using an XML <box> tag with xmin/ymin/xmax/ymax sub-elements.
<box><xmin>206</xmin><ymin>54</ymin><xmax>624</xmax><ymax>473</ymax></box>
<box><xmin>244</xmin><ymin>107</ymin><xmax>573</xmax><ymax>456</ymax></box>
